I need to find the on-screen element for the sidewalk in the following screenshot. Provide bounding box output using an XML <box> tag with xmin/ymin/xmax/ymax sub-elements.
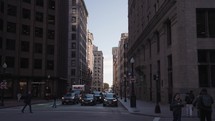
<box><xmin>118</xmin><ymin>98</ymin><xmax>215</xmax><ymax>120</ymax></box>
<box><xmin>0</xmin><ymin>99</ymin><xmax>51</xmax><ymax>109</ymax></box>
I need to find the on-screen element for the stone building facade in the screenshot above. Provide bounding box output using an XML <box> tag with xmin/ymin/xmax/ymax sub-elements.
<box><xmin>128</xmin><ymin>0</ymin><xmax>215</xmax><ymax>103</ymax></box>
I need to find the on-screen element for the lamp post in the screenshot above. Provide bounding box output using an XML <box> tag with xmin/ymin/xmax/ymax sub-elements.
<box><xmin>124</xmin><ymin>74</ymin><xmax>127</xmax><ymax>102</ymax></box>
<box><xmin>120</xmin><ymin>79</ymin><xmax>122</xmax><ymax>99</ymax></box>
<box><xmin>154</xmin><ymin>74</ymin><xmax>161</xmax><ymax>113</ymax></box>
<box><xmin>45</xmin><ymin>75</ymin><xmax>51</xmax><ymax>100</ymax></box>
<box><xmin>1</xmin><ymin>62</ymin><xmax>7</xmax><ymax>106</ymax></box>
<box><xmin>130</xmin><ymin>57</ymin><xmax>136</xmax><ymax>107</ymax></box>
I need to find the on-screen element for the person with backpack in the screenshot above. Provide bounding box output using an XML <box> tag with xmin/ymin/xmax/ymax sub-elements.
<box><xmin>170</xmin><ymin>93</ymin><xmax>184</xmax><ymax>121</ymax></box>
<box><xmin>185</xmin><ymin>90</ymin><xmax>195</xmax><ymax>116</ymax></box>
<box><xmin>198</xmin><ymin>88</ymin><xmax>214</xmax><ymax>121</ymax></box>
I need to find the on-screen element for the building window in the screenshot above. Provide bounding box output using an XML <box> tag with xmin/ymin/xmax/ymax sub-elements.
<box><xmin>47</xmin><ymin>60</ymin><xmax>54</xmax><ymax>70</ymax></box>
<box><xmin>0</xmin><ymin>19</ymin><xmax>3</xmax><ymax>31</ymax></box>
<box><xmin>47</xmin><ymin>30</ymin><xmax>55</xmax><ymax>39</ymax></box>
<box><xmin>7</xmin><ymin>4</ymin><xmax>17</xmax><ymax>16</ymax></box>
<box><xmin>72</xmin><ymin>0</ymin><xmax>76</xmax><ymax>6</ymax></box>
<box><xmin>47</xmin><ymin>45</ymin><xmax>54</xmax><ymax>55</ymax></box>
<box><xmin>0</xmin><ymin>2</ymin><xmax>4</xmax><ymax>13</ymax></box>
<box><xmin>71</xmin><ymin>69</ymin><xmax>76</xmax><ymax>76</ymax></box>
<box><xmin>34</xmin><ymin>59</ymin><xmax>42</xmax><ymax>69</ymax></box>
<box><xmin>22</xmin><ymin>8</ymin><xmax>31</xmax><ymax>19</ymax></box>
<box><xmin>6</xmin><ymin>39</ymin><xmax>15</xmax><ymax>50</ymax></box>
<box><xmin>72</xmin><ymin>25</ymin><xmax>76</xmax><ymax>32</ymax></box>
<box><xmin>48</xmin><ymin>15</ymin><xmax>55</xmax><ymax>25</ymax></box>
<box><xmin>23</xmin><ymin>0</ymin><xmax>31</xmax><ymax>3</ymax></box>
<box><xmin>22</xmin><ymin>25</ymin><xmax>30</xmax><ymax>35</ymax></box>
<box><xmin>48</xmin><ymin>0</ymin><xmax>55</xmax><ymax>10</ymax></box>
<box><xmin>20</xmin><ymin>58</ymin><xmax>29</xmax><ymax>68</ymax></box>
<box><xmin>198</xmin><ymin>50</ymin><xmax>215</xmax><ymax>87</ymax></box>
<box><xmin>35</xmin><ymin>27</ymin><xmax>43</xmax><ymax>37</ymax></box>
<box><xmin>71</xmin><ymin>51</ymin><xmax>76</xmax><ymax>58</ymax></box>
<box><xmin>167</xmin><ymin>55</ymin><xmax>173</xmax><ymax>103</ymax></box>
<box><xmin>5</xmin><ymin>56</ymin><xmax>15</xmax><ymax>68</ymax></box>
<box><xmin>21</xmin><ymin>41</ymin><xmax>29</xmax><ymax>52</ymax></box>
<box><xmin>71</xmin><ymin>43</ymin><xmax>76</xmax><ymax>49</ymax></box>
<box><xmin>72</xmin><ymin>17</ymin><xmax>76</xmax><ymax>23</ymax></box>
<box><xmin>155</xmin><ymin>31</ymin><xmax>160</xmax><ymax>53</ymax></box>
<box><xmin>71</xmin><ymin>60</ymin><xmax>75</xmax><ymax>66</ymax></box>
<box><xmin>71</xmin><ymin>34</ymin><xmax>76</xmax><ymax>40</ymax></box>
<box><xmin>36</xmin><ymin>0</ymin><xmax>43</xmax><ymax>7</ymax></box>
<box><xmin>34</xmin><ymin>43</ymin><xmax>43</xmax><ymax>54</ymax></box>
<box><xmin>7</xmin><ymin>22</ymin><xmax>16</xmax><ymax>33</ymax></box>
<box><xmin>72</xmin><ymin>8</ymin><xmax>76</xmax><ymax>14</ymax></box>
<box><xmin>35</xmin><ymin>12</ymin><xmax>43</xmax><ymax>22</ymax></box>
<box><xmin>166</xmin><ymin>20</ymin><xmax>172</xmax><ymax>46</ymax></box>
<box><xmin>148</xmin><ymin>40</ymin><xmax>151</xmax><ymax>58</ymax></box>
<box><xmin>196</xmin><ymin>9</ymin><xmax>215</xmax><ymax>38</ymax></box>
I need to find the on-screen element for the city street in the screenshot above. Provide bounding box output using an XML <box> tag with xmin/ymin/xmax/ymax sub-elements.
<box><xmin>0</xmin><ymin>101</ymin><xmax>154</xmax><ymax>121</ymax></box>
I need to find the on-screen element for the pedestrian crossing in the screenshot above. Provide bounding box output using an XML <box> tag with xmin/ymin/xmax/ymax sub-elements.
<box><xmin>153</xmin><ymin>117</ymin><xmax>160</xmax><ymax>121</ymax></box>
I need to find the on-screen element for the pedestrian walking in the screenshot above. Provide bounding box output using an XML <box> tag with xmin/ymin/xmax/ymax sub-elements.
<box><xmin>198</xmin><ymin>88</ymin><xmax>214</xmax><ymax>121</ymax></box>
<box><xmin>21</xmin><ymin>91</ymin><xmax>33</xmax><ymax>113</ymax></box>
<box><xmin>52</xmin><ymin>95</ymin><xmax>57</xmax><ymax>108</ymax></box>
<box><xmin>193</xmin><ymin>90</ymin><xmax>203</xmax><ymax>118</ymax></box>
<box><xmin>184</xmin><ymin>90</ymin><xmax>195</xmax><ymax>116</ymax></box>
<box><xmin>170</xmin><ymin>93</ymin><xmax>184</xmax><ymax>121</ymax></box>
<box><xmin>17</xmin><ymin>93</ymin><xmax>22</xmax><ymax>102</ymax></box>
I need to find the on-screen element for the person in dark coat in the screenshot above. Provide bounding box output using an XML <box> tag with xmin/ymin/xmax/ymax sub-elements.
<box><xmin>184</xmin><ymin>90</ymin><xmax>195</xmax><ymax>116</ymax></box>
<box><xmin>171</xmin><ymin>93</ymin><xmax>184</xmax><ymax>121</ymax></box>
<box><xmin>198</xmin><ymin>88</ymin><xmax>214</xmax><ymax>121</ymax></box>
<box><xmin>52</xmin><ymin>95</ymin><xmax>57</xmax><ymax>108</ymax></box>
<box><xmin>21</xmin><ymin>91</ymin><xmax>33</xmax><ymax>113</ymax></box>
<box><xmin>193</xmin><ymin>90</ymin><xmax>203</xmax><ymax>118</ymax></box>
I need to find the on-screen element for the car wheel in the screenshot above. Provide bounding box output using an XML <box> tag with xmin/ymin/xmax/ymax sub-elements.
<box><xmin>103</xmin><ymin>104</ymin><xmax>106</xmax><ymax>107</ymax></box>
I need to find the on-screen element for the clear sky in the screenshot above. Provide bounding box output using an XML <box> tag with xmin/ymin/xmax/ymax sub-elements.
<box><xmin>84</xmin><ymin>0</ymin><xmax>128</xmax><ymax>86</ymax></box>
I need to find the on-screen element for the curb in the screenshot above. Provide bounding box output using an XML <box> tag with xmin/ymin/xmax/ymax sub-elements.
<box><xmin>118</xmin><ymin>99</ymin><xmax>201</xmax><ymax>119</ymax></box>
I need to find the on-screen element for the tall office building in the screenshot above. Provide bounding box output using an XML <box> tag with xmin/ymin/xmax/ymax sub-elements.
<box><xmin>112</xmin><ymin>47</ymin><xmax>119</xmax><ymax>93</ymax></box>
<box><xmin>112</xmin><ymin>33</ymin><xmax>128</xmax><ymax>98</ymax></box>
<box><xmin>128</xmin><ymin>0</ymin><xmax>215</xmax><ymax>103</ymax></box>
<box><xmin>92</xmin><ymin>45</ymin><xmax>103</xmax><ymax>91</ymax></box>
<box><xmin>0</xmin><ymin>0</ymin><xmax>68</xmax><ymax>98</ymax></box>
<box><xmin>68</xmin><ymin>0</ymin><xmax>88</xmax><ymax>88</ymax></box>
<box><xmin>86</xmin><ymin>30</ymin><xmax>94</xmax><ymax>91</ymax></box>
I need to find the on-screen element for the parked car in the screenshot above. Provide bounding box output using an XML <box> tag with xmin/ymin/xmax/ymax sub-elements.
<box><xmin>93</xmin><ymin>91</ymin><xmax>104</xmax><ymax>103</ymax></box>
<box><xmin>62</xmin><ymin>93</ymin><xmax>79</xmax><ymax>105</ymax></box>
<box><xmin>81</xmin><ymin>94</ymin><xmax>96</xmax><ymax>106</ymax></box>
<box><xmin>103</xmin><ymin>93</ymin><xmax>118</xmax><ymax>107</ymax></box>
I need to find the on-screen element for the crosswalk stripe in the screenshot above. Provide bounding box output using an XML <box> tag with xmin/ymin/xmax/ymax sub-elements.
<box><xmin>153</xmin><ymin>117</ymin><xmax>160</xmax><ymax>121</ymax></box>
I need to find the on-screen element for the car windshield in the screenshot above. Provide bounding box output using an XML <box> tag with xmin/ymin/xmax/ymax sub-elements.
<box><xmin>84</xmin><ymin>94</ymin><xmax>93</xmax><ymax>98</ymax></box>
<box><xmin>93</xmin><ymin>91</ymin><xmax>101</xmax><ymax>96</ymax></box>
<box><xmin>106</xmin><ymin>93</ymin><xmax>116</xmax><ymax>98</ymax></box>
<box><xmin>65</xmin><ymin>93</ymin><xmax>75</xmax><ymax>97</ymax></box>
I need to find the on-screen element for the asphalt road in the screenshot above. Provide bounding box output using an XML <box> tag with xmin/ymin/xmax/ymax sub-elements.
<box><xmin>0</xmin><ymin>101</ymin><xmax>156</xmax><ymax>121</ymax></box>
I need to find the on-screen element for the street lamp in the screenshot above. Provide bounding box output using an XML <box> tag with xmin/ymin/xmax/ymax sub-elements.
<box><xmin>1</xmin><ymin>62</ymin><xmax>7</xmax><ymax>106</ymax></box>
<box><xmin>120</xmin><ymin>79</ymin><xmax>122</xmax><ymax>99</ymax></box>
<box><xmin>154</xmin><ymin>74</ymin><xmax>161</xmax><ymax>113</ymax></box>
<box><xmin>124</xmin><ymin>74</ymin><xmax>127</xmax><ymax>102</ymax></box>
<box><xmin>130</xmin><ymin>57</ymin><xmax>136</xmax><ymax>107</ymax></box>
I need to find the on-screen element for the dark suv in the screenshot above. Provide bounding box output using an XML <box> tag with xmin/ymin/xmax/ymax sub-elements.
<box><xmin>103</xmin><ymin>93</ymin><xmax>118</xmax><ymax>107</ymax></box>
<box><xmin>93</xmin><ymin>91</ymin><xmax>104</xmax><ymax>103</ymax></box>
<box><xmin>62</xmin><ymin>93</ymin><xmax>79</xmax><ymax>105</ymax></box>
